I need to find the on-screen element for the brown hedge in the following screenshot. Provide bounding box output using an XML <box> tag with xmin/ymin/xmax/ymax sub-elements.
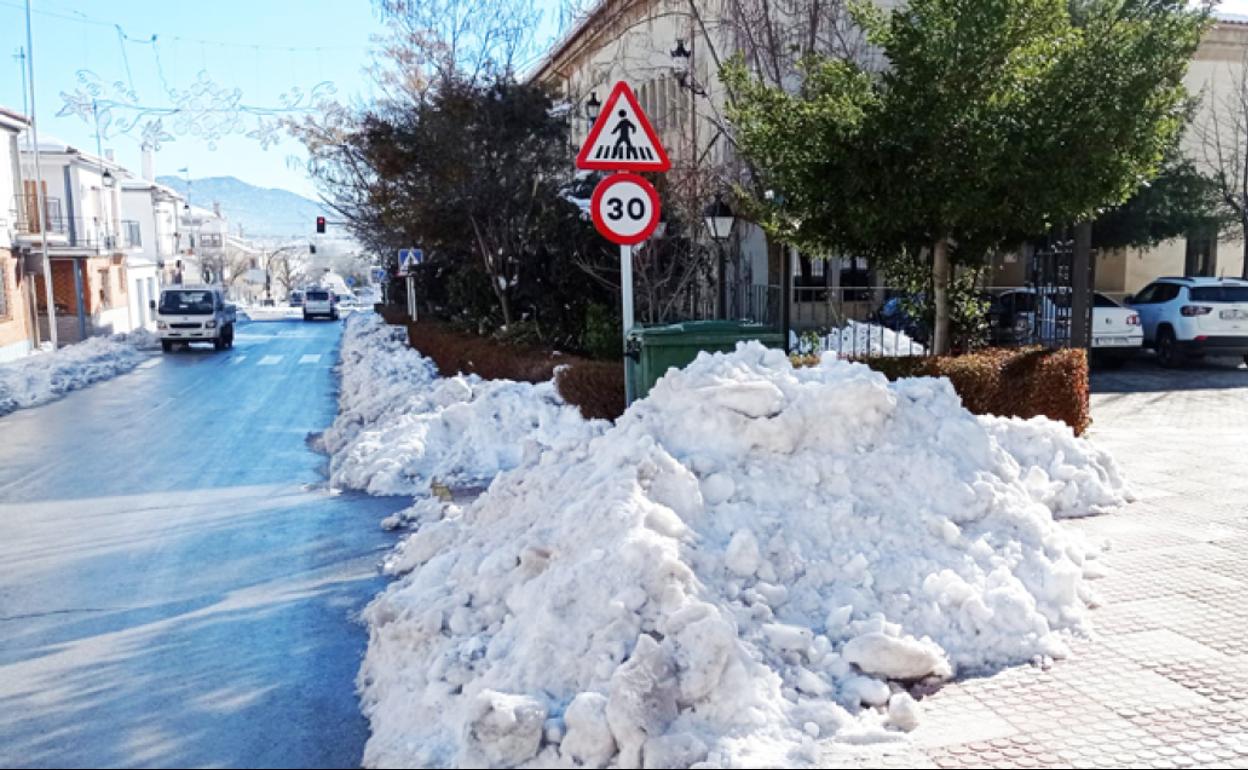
<box><xmin>795</xmin><ymin>346</ymin><xmax>1090</xmax><ymax>435</ymax></box>
<box><xmin>394</xmin><ymin>321</ymin><xmax>1088</xmax><ymax>433</ymax></box>
<box><xmin>553</xmin><ymin>360</ymin><xmax>627</xmax><ymax>421</ymax></box>
<box><xmin>402</xmin><ymin>320</ymin><xmax>627</xmax><ymax>420</ymax></box>
<box><xmin>376</xmin><ymin>304</ymin><xmax>409</xmax><ymax>326</ymax></box>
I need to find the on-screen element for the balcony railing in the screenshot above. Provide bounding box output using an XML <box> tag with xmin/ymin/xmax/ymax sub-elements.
<box><xmin>10</xmin><ymin>209</ymin><xmax>146</xmax><ymax>253</ymax></box>
<box><xmin>12</xmin><ymin>197</ymin><xmax>67</xmax><ymax>235</ymax></box>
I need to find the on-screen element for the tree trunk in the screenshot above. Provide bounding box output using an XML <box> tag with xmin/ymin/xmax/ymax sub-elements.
<box><xmin>932</xmin><ymin>237</ymin><xmax>952</xmax><ymax>355</ymax></box>
<box><xmin>470</xmin><ymin>215</ymin><xmax>513</xmax><ymax>327</ymax></box>
<box><xmin>1242</xmin><ymin>219</ymin><xmax>1248</xmax><ymax>279</ymax></box>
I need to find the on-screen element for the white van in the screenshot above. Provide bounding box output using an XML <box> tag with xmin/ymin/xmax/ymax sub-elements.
<box><xmin>303</xmin><ymin>288</ymin><xmax>339</xmax><ymax>321</ymax></box>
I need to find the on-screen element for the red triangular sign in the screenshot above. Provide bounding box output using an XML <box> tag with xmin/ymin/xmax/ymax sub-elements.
<box><xmin>576</xmin><ymin>81</ymin><xmax>671</xmax><ymax>172</ymax></box>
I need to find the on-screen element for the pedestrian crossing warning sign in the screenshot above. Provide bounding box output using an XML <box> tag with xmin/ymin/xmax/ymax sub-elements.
<box><xmin>576</xmin><ymin>81</ymin><xmax>671</xmax><ymax>172</ymax></box>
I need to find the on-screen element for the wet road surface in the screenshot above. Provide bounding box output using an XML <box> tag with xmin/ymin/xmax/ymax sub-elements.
<box><xmin>0</xmin><ymin>318</ymin><xmax>399</xmax><ymax>768</ymax></box>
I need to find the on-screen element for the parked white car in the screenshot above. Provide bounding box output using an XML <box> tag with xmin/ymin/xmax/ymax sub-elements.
<box><xmin>990</xmin><ymin>288</ymin><xmax>1142</xmax><ymax>362</ymax></box>
<box><xmin>1125</xmin><ymin>276</ymin><xmax>1248</xmax><ymax>367</ymax></box>
<box><xmin>302</xmin><ymin>288</ymin><xmax>339</xmax><ymax>321</ymax></box>
<box><xmin>1088</xmin><ymin>292</ymin><xmax>1143</xmax><ymax>364</ymax></box>
<box><xmin>152</xmin><ymin>286</ymin><xmax>237</xmax><ymax>352</ymax></box>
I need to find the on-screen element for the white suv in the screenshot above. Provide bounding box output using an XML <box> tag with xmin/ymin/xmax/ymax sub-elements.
<box><xmin>1126</xmin><ymin>277</ymin><xmax>1248</xmax><ymax>367</ymax></box>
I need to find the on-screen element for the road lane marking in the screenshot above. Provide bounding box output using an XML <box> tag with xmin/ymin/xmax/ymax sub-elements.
<box><xmin>299</xmin><ymin>354</ymin><xmax>321</xmax><ymax>365</ymax></box>
<box><xmin>230</xmin><ymin>356</ymin><xmax>247</xmax><ymax>365</ymax></box>
<box><xmin>258</xmin><ymin>355</ymin><xmax>283</xmax><ymax>366</ymax></box>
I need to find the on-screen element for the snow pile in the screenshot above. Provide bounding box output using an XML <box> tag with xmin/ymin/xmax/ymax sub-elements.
<box><xmin>112</xmin><ymin>327</ymin><xmax>162</xmax><ymax>351</ymax></box>
<box><xmin>320</xmin><ymin>314</ymin><xmax>601</xmax><ymax>495</ymax></box>
<box><xmin>358</xmin><ymin>343</ymin><xmax>1125</xmax><ymax>768</ymax></box>
<box><xmin>983</xmin><ymin>416</ymin><xmax>1132</xmax><ymax>518</ymax></box>
<box><xmin>793</xmin><ymin>321</ymin><xmax>926</xmax><ymax>358</ymax></box>
<box><xmin>0</xmin><ymin>333</ymin><xmax>153</xmax><ymax>417</ymax></box>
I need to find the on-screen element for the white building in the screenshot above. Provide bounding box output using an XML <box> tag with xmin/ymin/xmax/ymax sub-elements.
<box><xmin>0</xmin><ymin>107</ymin><xmax>36</xmax><ymax>362</ymax></box>
<box><xmin>177</xmin><ymin>203</ymin><xmax>231</xmax><ymax>287</ymax></box>
<box><xmin>18</xmin><ymin>141</ymin><xmax>137</xmax><ymax>342</ymax></box>
<box><xmin>120</xmin><ymin>151</ymin><xmax>186</xmax><ymax>330</ymax></box>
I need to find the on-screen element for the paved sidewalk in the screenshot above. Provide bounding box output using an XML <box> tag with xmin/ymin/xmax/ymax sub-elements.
<box><xmin>828</xmin><ymin>357</ymin><xmax>1248</xmax><ymax>768</ymax></box>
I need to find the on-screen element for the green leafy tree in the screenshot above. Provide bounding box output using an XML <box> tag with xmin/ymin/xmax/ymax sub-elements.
<box><xmin>728</xmin><ymin>0</ymin><xmax>1205</xmax><ymax>352</ymax></box>
<box><xmin>1092</xmin><ymin>154</ymin><xmax>1229</xmax><ymax>250</ymax></box>
<box><xmin>293</xmin><ymin>77</ymin><xmax>613</xmax><ymax>347</ymax></box>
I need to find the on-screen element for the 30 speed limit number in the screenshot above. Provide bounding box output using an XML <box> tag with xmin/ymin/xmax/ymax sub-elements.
<box><xmin>590</xmin><ymin>173</ymin><xmax>661</xmax><ymax>245</ymax></box>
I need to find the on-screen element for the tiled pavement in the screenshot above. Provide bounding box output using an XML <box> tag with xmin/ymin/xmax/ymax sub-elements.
<box><xmin>827</xmin><ymin>355</ymin><xmax>1248</xmax><ymax>768</ymax></box>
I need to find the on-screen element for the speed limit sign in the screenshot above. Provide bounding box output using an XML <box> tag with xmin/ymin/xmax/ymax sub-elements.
<box><xmin>590</xmin><ymin>172</ymin><xmax>661</xmax><ymax>245</ymax></box>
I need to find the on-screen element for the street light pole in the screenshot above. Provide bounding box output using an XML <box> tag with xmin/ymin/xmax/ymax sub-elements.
<box><xmin>704</xmin><ymin>196</ymin><xmax>736</xmax><ymax>320</ymax></box>
<box><xmin>24</xmin><ymin>0</ymin><xmax>57</xmax><ymax>348</ymax></box>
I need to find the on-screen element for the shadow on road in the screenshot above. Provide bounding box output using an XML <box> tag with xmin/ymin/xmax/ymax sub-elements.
<box><xmin>1091</xmin><ymin>353</ymin><xmax>1248</xmax><ymax>394</ymax></box>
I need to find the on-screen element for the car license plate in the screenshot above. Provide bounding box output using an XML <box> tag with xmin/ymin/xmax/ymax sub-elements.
<box><xmin>1094</xmin><ymin>336</ymin><xmax>1132</xmax><ymax>347</ymax></box>
<box><xmin>1221</xmin><ymin>309</ymin><xmax>1247</xmax><ymax>320</ymax></box>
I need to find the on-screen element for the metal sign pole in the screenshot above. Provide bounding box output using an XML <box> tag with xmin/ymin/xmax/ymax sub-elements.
<box><xmin>25</xmin><ymin>0</ymin><xmax>56</xmax><ymax>348</ymax></box>
<box><xmin>621</xmin><ymin>243</ymin><xmax>635</xmax><ymax>405</ymax></box>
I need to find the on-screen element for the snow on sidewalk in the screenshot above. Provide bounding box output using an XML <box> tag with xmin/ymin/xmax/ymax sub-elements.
<box><xmin>327</xmin><ymin>318</ymin><xmax>1130</xmax><ymax>769</ymax></box>
<box><xmin>0</xmin><ymin>330</ymin><xmax>159</xmax><ymax>417</ymax></box>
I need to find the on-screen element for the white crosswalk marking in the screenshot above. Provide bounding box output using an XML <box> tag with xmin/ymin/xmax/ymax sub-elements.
<box><xmin>299</xmin><ymin>354</ymin><xmax>321</xmax><ymax>365</ymax></box>
<box><xmin>258</xmin><ymin>355</ymin><xmax>283</xmax><ymax>366</ymax></box>
<box><xmin>230</xmin><ymin>356</ymin><xmax>247</xmax><ymax>365</ymax></box>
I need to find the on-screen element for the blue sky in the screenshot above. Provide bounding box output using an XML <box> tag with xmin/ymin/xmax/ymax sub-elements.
<box><xmin>3</xmin><ymin>1</ymin><xmax>1245</xmax><ymax>202</ymax></box>
<box><xmin>0</xmin><ymin>0</ymin><xmax>563</xmax><ymax>200</ymax></box>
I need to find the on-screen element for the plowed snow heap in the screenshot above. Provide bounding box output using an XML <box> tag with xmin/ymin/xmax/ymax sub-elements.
<box><xmin>359</xmin><ymin>343</ymin><xmax>1127</xmax><ymax>768</ymax></box>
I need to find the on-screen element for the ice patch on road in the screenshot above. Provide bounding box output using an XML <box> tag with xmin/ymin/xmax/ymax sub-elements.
<box><xmin>0</xmin><ymin>332</ymin><xmax>156</xmax><ymax>417</ymax></box>
<box><xmin>348</xmin><ymin>340</ymin><xmax>1128</xmax><ymax>768</ymax></box>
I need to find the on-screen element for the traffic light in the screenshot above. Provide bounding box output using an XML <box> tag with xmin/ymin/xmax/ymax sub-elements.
<box><xmin>316</xmin><ymin>216</ymin><xmax>326</xmax><ymax>234</ymax></box>
<box><xmin>309</xmin><ymin>244</ymin><xmax>317</xmax><ymax>254</ymax></box>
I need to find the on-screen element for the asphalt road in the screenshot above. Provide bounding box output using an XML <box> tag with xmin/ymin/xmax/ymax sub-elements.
<box><xmin>0</xmin><ymin>318</ymin><xmax>399</xmax><ymax>769</ymax></box>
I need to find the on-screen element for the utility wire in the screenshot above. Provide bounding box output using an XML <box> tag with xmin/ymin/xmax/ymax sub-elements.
<box><xmin>0</xmin><ymin>0</ymin><xmax>370</xmax><ymax>52</ymax></box>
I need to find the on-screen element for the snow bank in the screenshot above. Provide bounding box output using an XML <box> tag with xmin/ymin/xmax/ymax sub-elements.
<box><xmin>0</xmin><ymin>333</ymin><xmax>154</xmax><ymax>417</ymax></box>
<box><xmin>983</xmin><ymin>415</ymin><xmax>1132</xmax><ymax>518</ymax></box>
<box><xmin>112</xmin><ymin>327</ymin><xmax>162</xmax><ymax>351</ymax></box>
<box><xmin>319</xmin><ymin>314</ymin><xmax>600</xmax><ymax>495</ymax></box>
<box><xmin>793</xmin><ymin>321</ymin><xmax>927</xmax><ymax>358</ymax></box>
<box><xmin>358</xmin><ymin>343</ymin><xmax>1127</xmax><ymax>768</ymax></box>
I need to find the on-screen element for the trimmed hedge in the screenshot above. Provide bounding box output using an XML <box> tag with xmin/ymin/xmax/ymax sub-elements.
<box><xmin>553</xmin><ymin>360</ymin><xmax>627</xmax><ymax>421</ymax></box>
<box><xmin>376</xmin><ymin>304</ymin><xmax>410</xmax><ymax>326</ymax></box>
<box><xmin>794</xmin><ymin>346</ymin><xmax>1091</xmax><ymax>435</ymax></box>
<box><xmin>403</xmin><ymin>320</ymin><xmax>626</xmax><ymax>420</ymax></box>
<box><xmin>393</xmin><ymin>319</ymin><xmax>1088</xmax><ymax>433</ymax></box>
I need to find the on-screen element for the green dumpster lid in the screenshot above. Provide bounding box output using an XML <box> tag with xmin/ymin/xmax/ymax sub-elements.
<box><xmin>629</xmin><ymin>320</ymin><xmax>778</xmax><ymax>337</ymax></box>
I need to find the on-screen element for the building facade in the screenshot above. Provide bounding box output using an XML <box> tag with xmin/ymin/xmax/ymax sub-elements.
<box><xmin>19</xmin><ymin>142</ymin><xmax>137</xmax><ymax>343</ymax></box>
<box><xmin>532</xmin><ymin>0</ymin><xmax>785</xmax><ymax>324</ymax></box>
<box><xmin>121</xmin><ymin>173</ymin><xmax>185</xmax><ymax>331</ymax></box>
<box><xmin>1094</xmin><ymin>16</ymin><xmax>1248</xmax><ymax>295</ymax></box>
<box><xmin>530</xmin><ymin>0</ymin><xmax>934</xmax><ymax>330</ymax></box>
<box><xmin>0</xmin><ymin>107</ymin><xmax>36</xmax><ymax>362</ymax></box>
<box><xmin>535</xmin><ymin>3</ymin><xmax>1248</xmax><ymax>325</ymax></box>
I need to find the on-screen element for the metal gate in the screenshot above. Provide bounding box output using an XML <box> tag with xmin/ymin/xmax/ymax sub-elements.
<box><xmin>1027</xmin><ymin>225</ymin><xmax>1094</xmax><ymax>349</ymax></box>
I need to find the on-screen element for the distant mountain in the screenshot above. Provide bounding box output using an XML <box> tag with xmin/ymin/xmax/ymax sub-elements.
<box><xmin>156</xmin><ymin>175</ymin><xmax>325</xmax><ymax>240</ymax></box>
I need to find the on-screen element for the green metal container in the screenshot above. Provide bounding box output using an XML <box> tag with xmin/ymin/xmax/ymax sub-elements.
<box><xmin>626</xmin><ymin>320</ymin><xmax>785</xmax><ymax>402</ymax></box>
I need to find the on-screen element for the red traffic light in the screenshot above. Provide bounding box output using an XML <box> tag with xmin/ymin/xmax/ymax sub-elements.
<box><xmin>316</xmin><ymin>216</ymin><xmax>326</xmax><ymax>234</ymax></box>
